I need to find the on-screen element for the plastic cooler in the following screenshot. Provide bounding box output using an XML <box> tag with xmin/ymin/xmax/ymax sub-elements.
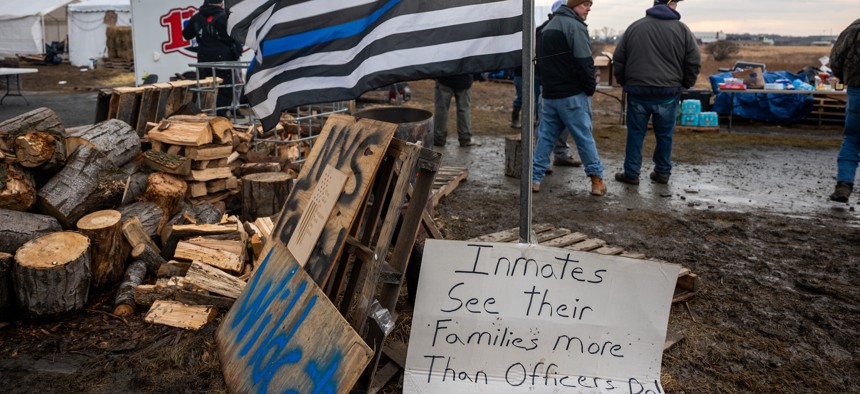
<box><xmin>698</xmin><ymin>112</ymin><xmax>719</xmax><ymax>127</ymax></box>
<box><xmin>680</xmin><ymin>114</ymin><xmax>699</xmax><ymax>127</ymax></box>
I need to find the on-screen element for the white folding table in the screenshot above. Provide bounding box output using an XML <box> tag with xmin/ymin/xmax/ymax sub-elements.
<box><xmin>0</xmin><ymin>67</ymin><xmax>39</xmax><ymax>105</ymax></box>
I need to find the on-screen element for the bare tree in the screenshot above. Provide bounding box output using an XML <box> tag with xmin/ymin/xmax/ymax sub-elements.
<box><xmin>706</xmin><ymin>40</ymin><xmax>740</xmax><ymax>61</ymax></box>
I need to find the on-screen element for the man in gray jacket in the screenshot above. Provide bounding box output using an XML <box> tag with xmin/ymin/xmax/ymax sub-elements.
<box><xmin>532</xmin><ymin>0</ymin><xmax>606</xmax><ymax>196</ymax></box>
<box><xmin>612</xmin><ymin>0</ymin><xmax>700</xmax><ymax>185</ymax></box>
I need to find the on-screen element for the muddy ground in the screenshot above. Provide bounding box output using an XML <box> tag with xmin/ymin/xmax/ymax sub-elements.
<box><xmin>1</xmin><ymin>76</ymin><xmax>858</xmax><ymax>393</ymax></box>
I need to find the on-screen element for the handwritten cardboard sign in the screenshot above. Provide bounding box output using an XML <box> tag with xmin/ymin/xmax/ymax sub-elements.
<box><xmin>404</xmin><ymin>240</ymin><xmax>681</xmax><ymax>393</ymax></box>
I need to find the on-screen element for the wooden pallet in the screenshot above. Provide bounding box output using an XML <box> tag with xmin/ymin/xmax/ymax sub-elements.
<box><xmin>805</xmin><ymin>95</ymin><xmax>846</xmax><ymax>125</ymax></box>
<box><xmin>430</xmin><ymin>166</ymin><xmax>468</xmax><ymax>207</ymax></box>
<box><xmin>674</xmin><ymin>125</ymin><xmax>720</xmax><ymax>133</ymax></box>
<box><xmin>467</xmin><ymin>223</ymin><xmax>698</xmax><ymax>303</ymax></box>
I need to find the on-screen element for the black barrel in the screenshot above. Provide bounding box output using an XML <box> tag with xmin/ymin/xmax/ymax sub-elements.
<box><xmin>354</xmin><ymin>107</ymin><xmax>434</xmax><ymax>148</ymax></box>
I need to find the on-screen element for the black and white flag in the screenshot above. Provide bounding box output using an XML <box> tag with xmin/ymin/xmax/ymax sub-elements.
<box><xmin>226</xmin><ymin>0</ymin><xmax>523</xmax><ymax>130</ymax></box>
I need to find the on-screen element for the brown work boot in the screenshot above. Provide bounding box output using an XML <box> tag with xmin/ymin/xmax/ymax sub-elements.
<box><xmin>830</xmin><ymin>181</ymin><xmax>853</xmax><ymax>203</ymax></box>
<box><xmin>532</xmin><ymin>182</ymin><xmax>540</xmax><ymax>193</ymax></box>
<box><xmin>590</xmin><ymin>175</ymin><xmax>606</xmax><ymax>197</ymax></box>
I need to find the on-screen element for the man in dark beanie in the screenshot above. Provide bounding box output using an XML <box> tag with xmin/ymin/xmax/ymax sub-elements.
<box><xmin>612</xmin><ymin>0</ymin><xmax>700</xmax><ymax>186</ymax></box>
<box><xmin>828</xmin><ymin>18</ymin><xmax>860</xmax><ymax>203</ymax></box>
<box><xmin>183</xmin><ymin>0</ymin><xmax>243</xmax><ymax>116</ymax></box>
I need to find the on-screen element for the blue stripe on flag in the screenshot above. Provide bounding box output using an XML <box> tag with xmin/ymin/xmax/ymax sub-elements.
<box><xmin>260</xmin><ymin>0</ymin><xmax>400</xmax><ymax>57</ymax></box>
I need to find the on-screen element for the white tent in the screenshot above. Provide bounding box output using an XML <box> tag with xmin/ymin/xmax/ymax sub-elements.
<box><xmin>0</xmin><ymin>0</ymin><xmax>75</xmax><ymax>57</ymax></box>
<box><xmin>68</xmin><ymin>0</ymin><xmax>131</xmax><ymax>66</ymax></box>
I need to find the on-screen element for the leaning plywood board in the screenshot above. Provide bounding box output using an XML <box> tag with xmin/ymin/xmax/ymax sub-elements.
<box><xmin>216</xmin><ymin>114</ymin><xmax>392</xmax><ymax>393</ymax></box>
<box><xmin>145</xmin><ymin>300</ymin><xmax>217</xmax><ymax>330</ymax></box>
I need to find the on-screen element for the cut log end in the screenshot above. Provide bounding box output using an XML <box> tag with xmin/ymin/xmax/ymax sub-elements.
<box><xmin>77</xmin><ymin>209</ymin><xmax>122</xmax><ymax>231</ymax></box>
<box><xmin>114</xmin><ymin>304</ymin><xmax>135</xmax><ymax>317</ymax></box>
<box><xmin>16</xmin><ymin>231</ymin><xmax>90</xmax><ymax>269</ymax></box>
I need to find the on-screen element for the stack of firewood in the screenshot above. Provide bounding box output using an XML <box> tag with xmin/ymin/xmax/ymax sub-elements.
<box><xmin>0</xmin><ymin>106</ymin><xmax>291</xmax><ymax>327</ymax></box>
<box><xmin>144</xmin><ymin>115</ymin><xmax>239</xmax><ymax>210</ymax></box>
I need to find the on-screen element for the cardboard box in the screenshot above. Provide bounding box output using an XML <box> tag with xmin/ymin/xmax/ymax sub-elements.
<box><xmin>735</xmin><ymin>67</ymin><xmax>765</xmax><ymax>89</ymax></box>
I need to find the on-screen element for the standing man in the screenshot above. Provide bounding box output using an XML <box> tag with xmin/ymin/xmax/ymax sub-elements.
<box><xmin>433</xmin><ymin>74</ymin><xmax>478</xmax><ymax>147</ymax></box>
<box><xmin>829</xmin><ymin>18</ymin><xmax>860</xmax><ymax>203</ymax></box>
<box><xmin>532</xmin><ymin>0</ymin><xmax>605</xmax><ymax>195</ymax></box>
<box><xmin>612</xmin><ymin>0</ymin><xmax>700</xmax><ymax>185</ymax></box>
<box><xmin>183</xmin><ymin>0</ymin><xmax>243</xmax><ymax>117</ymax></box>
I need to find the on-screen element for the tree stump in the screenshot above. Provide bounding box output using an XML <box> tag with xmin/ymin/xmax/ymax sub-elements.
<box><xmin>0</xmin><ymin>252</ymin><xmax>13</xmax><ymax>317</ymax></box>
<box><xmin>0</xmin><ymin>107</ymin><xmax>64</xmax><ymax>152</ymax></box>
<box><xmin>77</xmin><ymin>210</ymin><xmax>125</xmax><ymax>289</ymax></box>
<box><xmin>14</xmin><ymin>131</ymin><xmax>66</xmax><ymax>171</ymax></box>
<box><xmin>241</xmin><ymin>172</ymin><xmax>292</xmax><ymax>221</ymax></box>
<box><xmin>13</xmin><ymin>232</ymin><xmax>91</xmax><ymax>318</ymax></box>
<box><xmin>65</xmin><ymin>119</ymin><xmax>141</xmax><ymax>167</ymax></box>
<box><xmin>0</xmin><ymin>208</ymin><xmax>62</xmax><ymax>254</ymax></box>
<box><xmin>504</xmin><ymin>135</ymin><xmax>523</xmax><ymax>179</ymax></box>
<box><xmin>142</xmin><ymin>173</ymin><xmax>187</xmax><ymax>234</ymax></box>
<box><xmin>0</xmin><ymin>162</ymin><xmax>37</xmax><ymax>212</ymax></box>
<box><xmin>36</xmin><ymin>146</ymin><xmax>124</xmax><ymax>228</ymax></box>
<box><xmin>114</xmin><ymin>259</ymin><xmax>146</xmax><ymax>316</ymax></box>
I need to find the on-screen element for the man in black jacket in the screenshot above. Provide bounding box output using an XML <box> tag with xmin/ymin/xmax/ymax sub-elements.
<box><xmin>182</xmin><ymin>0</ymin><xmax>243</xmax><ymax>116</ymax></box>
<box><xmin>532</xmin><ymin>0</ymin><xmax>605</xmax><ymax>196</ymax></box>
<box><xmin>612</xmin><ymin>0</ymin><xmax>700</xmax><ymax>186</ymax></box>
<box><xmin>829</xmin><ymin>18</ymin><xmax>860</xmax><ymax>203</ymax></box>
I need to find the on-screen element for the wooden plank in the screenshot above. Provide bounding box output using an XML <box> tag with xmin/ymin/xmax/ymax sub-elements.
<box><xmin>115</xmin><ymin>88</ymin><xmax>141</xmax><ymax>126</ymax></box>
<box><xmin>620</xmin><ymin>251</ymin><xmax>647</xmax><ymax>259</ymax></box>
<box><xmin>429</xmin><ymin>166</ymin><xmax>468</xmax><ymax>207</ymax></box>
<box><xmin>566</xmin><ymin>238</ymin><xmax>606</xmax><ymax>252</ymax></box>
<box><xmin>541</xmin><ymin>232</ymin><xmax>588</xmax><ymax>248</ymax></box>
<box><xmin>466</xmin><ymin>223</ymin><xmax>555</xmax><ymax>242</ymax></box>
<box><xmin>144</xmin><ymin>300</ymin><xmax>217</xmax><ymax>330</ymax></box>
<box><xmin>594</xmin><ymin>246</ymin><xmax>625</xmax><ymax>255</ymax></box>
<box><xmin>535</xmin><ymin>228</ymin><xmax>571</xmax><ymax>243</ymax></box>
<box><xmin>216</xmin><ymin>246</ymin><xmax>373</xmax><ymax>393</ymax></box>
<box><xmin>152</xmin><ymin>83</ymin><xmax>173</xmax><ymax>122</ymax></box>
<box><xmin>184</xmin><ymin>261</ymin><xmax>245</xmax><ymax>298</ymax></box>
<box><xmin>135</xmin><ymin>86</ymin><xmax>157</xmax><ymax>134</ymax></box>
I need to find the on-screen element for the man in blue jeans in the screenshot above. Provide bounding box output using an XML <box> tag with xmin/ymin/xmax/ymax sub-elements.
<box><xmin>532</xmin><ymin>0</ymin><xmax>604</xmax><ymax>196</ymax></box>
<box><xmin>612</xmin><ymin>0</ymin><xmax>700</xmax><ymax>185</ymax></box>
<box><xmin>829</xmin><ymin>18</ymin><xmax>860</xmax><ymax>203</ymax></box>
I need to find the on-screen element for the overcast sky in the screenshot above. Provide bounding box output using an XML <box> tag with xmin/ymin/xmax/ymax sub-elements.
<box><xmin>534</xmin><ymin>0</ymin><xmax>858</xmax><ymax>37</ymax></box>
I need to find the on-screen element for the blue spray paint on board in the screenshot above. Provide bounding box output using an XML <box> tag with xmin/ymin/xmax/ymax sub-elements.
<box><xmin>226</xmin><ymin>248</ymin><xmax>345</xmax><ymax>393</ymax></box>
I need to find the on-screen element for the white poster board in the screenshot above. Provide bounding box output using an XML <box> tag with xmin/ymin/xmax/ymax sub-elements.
<box><xmin>129</xmin><ymin>0</ymin><xmax>252</xmax><ymax>86</ymax></box>
<box><xmin>404</xmin><ymin>240</ymin><xmax>681</xmax><ymax>393</ymax></box>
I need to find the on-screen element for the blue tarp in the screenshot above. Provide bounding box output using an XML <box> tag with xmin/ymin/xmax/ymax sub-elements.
<box><xmin>709</xmin><ymin>71</ymin><xmax>814</xmax><ymax>123</ymax></box>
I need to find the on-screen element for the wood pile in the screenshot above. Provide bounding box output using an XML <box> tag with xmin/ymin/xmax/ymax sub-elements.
<box><xmin>0</xmin><ymin>106</ymin><xmax>296</xmax><ymax>322</ymax></box>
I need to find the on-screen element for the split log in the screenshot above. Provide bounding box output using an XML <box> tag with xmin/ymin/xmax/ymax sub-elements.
<box><xmin>14</xmin><ymin>131</ymin><xmax>66</xmax><ymax>171</ymax></box>
<box><xmin>36</xmin><ymin>146</ymin><xmax>125</xmax><ymax>228</ymax></box>
<box><xmin>77</xmin><ymin>210</ymin><xmax>125</xmax><ymax>289</ymax></box>
<box><xmin>13</xmin><ymin>232</ymin><xmax>91</xmax><ymax>318</ymax></box>
<box><xmin>117</xmin><ymin>201</ymin><xmax>164</xmax><ymax>237</ymax></box>
<box><xmin>184</xmin><ymin>261</ymin><xmax>245</xmax><ymax>298</ymax></box>
<box><xmin>141</xmin><ymin>172</ymin><xmax>187</xmax><ymax>234</ymax></box>
<box><xmin>0</xmin><ymin>107</ymin><xmax>64</xmax><ymax>152</ymax></box>
<box><xmin>0</xmin><ymin>163</ymin><xmax>37</xmax><ymax>212</ymax></box>
<box><xmin>237</xmin><ymin>162</ymin><xmax>281</xmax><ymax>177</ymax></box>
<box><xmin>143</xmin><ymin>150</ymin><xmax>191</xmax><ymax>176</ymax></box>
<box><xmin>131</xmin><ymin>243</ymin><xmax>166</xmax><ymax>274</ymax></box>
<box><xmin>147</xmin><ymin>119</ymin><xmax>212</xmax><ymax>146</ymax></box>
<box><xmin>0</xmin><ymin>209</ymin><xmax>62</xmax><ymax>254</ymax></box>
<box><xmin>208</xmin><ymin>117</ymin><xmax>233</xmax><ymax>145</ymax></box>
<box><xmin>175</xmin><ymin>289</ymin><xmax>234</xmax><ymax>309</ymax></box>
<box><xmin>133</xmin><ymin>283</ymin><xmax>177</xmax><ymax>307</ymax></box>
<box><xmin>240</xmin><ymin>172</ymin><xmax>292</xmax><ymax>221</ymax></box>
<box><xmin>174</xmin><ymin>240</ymin><xmax>243</xmax><ymax>273</ymax></box>
<box><xmin>113</xmin><ymin>259</ymin><xmax>147</xmax><ymax>316</ymax></box>
<box><xmin>144</xmin><ymin>300</ymin><xmax>217</xmax><ymax>330</ymax></box>
<box><xmin>65</xmin><ymin>119</ymin><xmax>141</xmax><ymax>167</ymax></box>
<box><xmin>0</xmin><ymin>252</ymin><xmax>12</xmax><ymax>315</ymax></box>
<box><xmin>157</xmin><ymin>260</ymin><xmax>190</xmax><ymax>278</ymax></box>
<box><xmin>122</xmin><ymin>216</ymin><xmax>160</xmax><ymax>255</ymax></box>
<box><xmin>121</xmin><ymin>172</ymin><xmax>149</xmax><ymax>206</ymax></box>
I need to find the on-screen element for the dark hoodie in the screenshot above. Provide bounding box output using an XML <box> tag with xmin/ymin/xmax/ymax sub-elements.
<box><xmin>612</xmin><ymin>4</ymin><xmax>701</xmax><ymax>99</ymax></box>
<box><xmin>831</xmin><ymin>18</ymin><xmax>860</xmax><ymax>87</ymax></box>
<box><xmin>537</xmin><ymin>5</ymin><xmax>596</xmax><ymax>99</ymax></box>
<box><xmin>182</xmin><ymin>4</ymin><xmax>241</xmax><ymax>62</ymax></box>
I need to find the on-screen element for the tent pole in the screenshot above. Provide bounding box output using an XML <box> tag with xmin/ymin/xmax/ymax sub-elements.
<box><xmin>519</xmin><ymin>0</ymin><xmax>535</xmax><ymax>244</ymax></box>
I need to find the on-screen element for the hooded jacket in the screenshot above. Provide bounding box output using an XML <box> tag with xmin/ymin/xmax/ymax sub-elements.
<box><xmin>831</xmin><ymin>18</ymin><xmax>860</xmax><ymax>87</ymax></box>
<box><xmin>182</xmin><ymin>4</ymin><xmax>241</xmax><ymax>62</ymax></box>
<box><xmin>613</xmin><ymin>5</ymin><xmax>701</xmax><ymax>99</ymax></box>
<box><xmin>537</xmin><ymin>5</ymin><xmax>596</xmax><ymax>98</ymax></box>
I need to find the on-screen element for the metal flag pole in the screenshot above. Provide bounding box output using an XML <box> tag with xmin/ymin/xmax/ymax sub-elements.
<box><xmin>519</xmin><ymin>0</ymin><xmax>535</xmax><ymax>244</ymax></box>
